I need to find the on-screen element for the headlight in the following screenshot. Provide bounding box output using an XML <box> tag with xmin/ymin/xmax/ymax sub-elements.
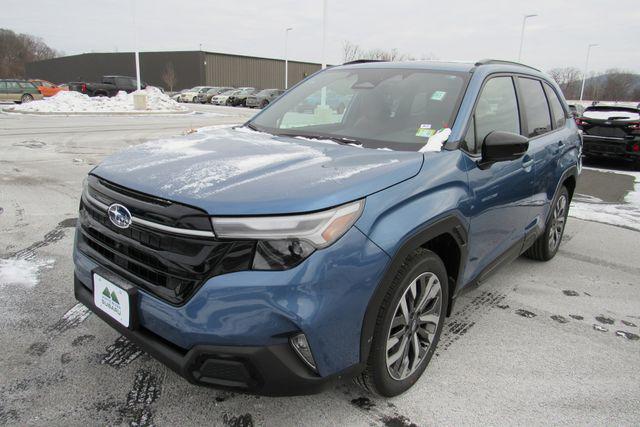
<box><xmin>211</xmin><ymin>200</ymin><xmax>364</xmax><ymax>270</ymax></box>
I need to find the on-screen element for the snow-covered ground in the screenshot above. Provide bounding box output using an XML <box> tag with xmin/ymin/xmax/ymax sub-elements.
<box><xmin>0</xmin><ymin>258</ymin><xmax>54</xmax><ymax>288</ymax></box>
<box><xmin>570</xmin><ymin>167</ymin><xmax>640</xmax><ymax>231</ymax></box>
<box><xmin>7</xmin><ymin>87</ymin><xmax>188</xmax><ymax>114</ymax></box>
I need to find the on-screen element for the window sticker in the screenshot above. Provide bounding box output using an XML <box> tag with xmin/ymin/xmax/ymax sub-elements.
<box><xmin>431</xmin><ymin>91</ymin><xmax>447</xmax><ymax>101</ymax></box>
<box><xmin>416</xmin><ymin>125</ymin><xmax>436</xmax><ymax>138</ymax></box>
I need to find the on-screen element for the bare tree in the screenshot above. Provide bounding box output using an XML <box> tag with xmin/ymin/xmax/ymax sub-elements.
<box><xmin>161</xmin><ymin>62</ymin><xmax>177</xmax><ymax>92</ymax></box>
<box><xmin>342</xmin><ymin>41</ymin><xmax>362</xmax><ymax>63</ymax></box>
<box><xmin>547</xmin><ymin>67</ymin><xmax>582</xmax><ymax>99</ymax></box>
<box><xmin>601</xmin><ymin>69</ymin><xmax>637</xmax><ymax>102</ymax></box>
<box><xmin>341</xmin><ymin>40</ymin><xmax>415</xmax><ymax>63</ymax></box>
<box><xmin>0</xmin><ymin>28</ymin><xmax>61</xmax><ymax>78</ymax></box>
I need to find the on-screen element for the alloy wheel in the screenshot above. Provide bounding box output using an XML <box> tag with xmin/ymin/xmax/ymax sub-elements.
<box><xmin>385</xmin><ymin>271</ymin><xmax>442</xmax><ymax>381</ymax></box>
<box><xmin>548</xmin><ymin>194</ymin><xmax>567</xmax><ymax>252</ymax></box>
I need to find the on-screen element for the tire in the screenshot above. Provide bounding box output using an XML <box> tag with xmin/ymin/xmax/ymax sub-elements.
<box><xmin>20</xmin><ymin>94</ymin><xmax>34</xmax><ymax>104</ymax></box>
<box><xmin>354</xmin><ymin>248</ymin><xmax>448</xmax><ymax>397</ymax></box>
<box><xmin>524</xmin><ymin>186</ymin><xmax>570</xmax><ymax>261</ymax></box>
<box><xmin>260</xmin><ymin>100</ymin><xmax>269</xmax><ymax>109</ymax></box>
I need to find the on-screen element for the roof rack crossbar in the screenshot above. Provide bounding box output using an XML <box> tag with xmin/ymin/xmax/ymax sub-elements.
<box><xmin>475</xmin><ymin>59</ymin><xmax>540</xmax><ymax>72</ymax></box>
<box><xmin>342</xmin><ymin>59</ymin><xmax>386</xmax><ymax>65</ymax></box>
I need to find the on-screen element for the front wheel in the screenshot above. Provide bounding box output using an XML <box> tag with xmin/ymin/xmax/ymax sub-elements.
<box><xmin>20</xmin><ymin>94</ymin><xmax>34</xmax><ymax>104</ymax></box>
<box><xmin>355</xmin><ymin>249</ymin><xmax>448</xmax><ymax>397</ymax></box>
<box><xmin>524</xmin><ymin>186</ymin><xmax>570</xmax><ymax>261</ymax></box>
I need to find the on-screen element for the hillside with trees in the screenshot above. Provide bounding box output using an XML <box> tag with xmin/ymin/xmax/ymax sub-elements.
<box><xmin>0</xmin><ymin>28</ymin><xmax>61</xmax><ymax>78</ymax></box>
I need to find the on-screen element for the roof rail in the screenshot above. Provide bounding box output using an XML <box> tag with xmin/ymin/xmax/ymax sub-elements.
<box><xmin>474</xmin><ymin>59</ymin><xmax>540</xmax><ymax>72</ymax></box>
<box><xmin>342</xmin><ymin>59</ymin><xmax>386</xmax><ymax>65</ymax></box>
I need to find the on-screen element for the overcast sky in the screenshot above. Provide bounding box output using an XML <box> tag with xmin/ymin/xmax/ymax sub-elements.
<box><xmin>3</xmin><ymin>0</ymin><xmax>639</xmax><ymax>73</ymax></box>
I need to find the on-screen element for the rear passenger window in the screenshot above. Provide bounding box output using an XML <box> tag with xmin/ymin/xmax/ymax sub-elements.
<box><xmin>519</xmin><ymin>78</ymin><xmax>552</xmax><ymax>137</ymax></box>
<box><xmin>543</xmin><ymin>83</ymin><xmax>566</xmax><ymax>128</ymax></box>
<box><xmin>468</xmin><ymin>76</ymin><xmax>520</xmax><ymax>152</ymax></box>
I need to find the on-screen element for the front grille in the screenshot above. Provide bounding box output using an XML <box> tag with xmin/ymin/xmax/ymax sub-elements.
<box><xmin>78</xmin><ymin>175</ymin><xmax>255</xmax><ymax>305</ymax></box>
<box><xmin>585</xmin><ymin>126</ymin><xmax>627</xmax><ymax>138</ymax></box>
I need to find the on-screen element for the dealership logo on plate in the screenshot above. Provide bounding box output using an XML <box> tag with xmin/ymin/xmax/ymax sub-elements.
<box><xmin>100</xmin><ymin>286</ymin><xmax>122</xmax><ymax>316</ymax></box>
<box><xmin>108</xmin><ymin>203</ymin><xmax>132</xmax><ymax>228</ymax></box>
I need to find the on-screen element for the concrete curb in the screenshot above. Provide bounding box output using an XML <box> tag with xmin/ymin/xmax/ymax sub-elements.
<box><xmin>1</xmin><ymin>107</ymin><xmax>193</xmax><ymax>116</ymax></box>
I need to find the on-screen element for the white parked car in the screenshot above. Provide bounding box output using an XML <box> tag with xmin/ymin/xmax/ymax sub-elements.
<box><xmin>211</xmin><ymin>89</ymin><xmax>240</xmax><ymax>106</ymax></box>
<box><xmin>179</xmin><ymin>86</ymin><xmax>214</xmax><ymax>103</ymax></box>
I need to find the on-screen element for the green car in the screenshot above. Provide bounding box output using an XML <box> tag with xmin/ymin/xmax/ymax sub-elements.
<box><xmin>0</xmin><ymin>79</ymin><xmax>44</xmax><ymax>104</ymax></box>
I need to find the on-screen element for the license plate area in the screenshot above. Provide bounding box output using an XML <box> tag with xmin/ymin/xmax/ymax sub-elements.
<box><xmin>93</xmin><ymin>268</ymin><xmax>138</xmax><ymax>329</ymax></box>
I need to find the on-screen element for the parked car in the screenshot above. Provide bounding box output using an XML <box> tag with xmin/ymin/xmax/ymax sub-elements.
<box><xmin>68</xmin><ymin>76</ymin><xmax>146</xmax><ymax>97</ymax></box>
<box><xmin>29</xmin><ymin>79</ymin><xmax>66</xmax><ymax>97</ymax></box>
<box><xmin>227</xmin><ymin>88</ymin><xmax>257</xmax><ymax>106</ymax></box>
<box><xmin>211</xmin><ymin>89</ymin><xmax>239</xmax><ymax>105</ymax></box>
<box><xmin>576</xmin><ymin>105</ymin><xmax>640</xmax><ymax>166</ymax></box>
<box><xmin>170</xmin><ymin>89</ymin><xmax>189</xmax><ymax>102</ymax></box>
<box><xmin>198</xmin><ymin>87</ymin><xmax>235</xmax><ymax>104</ymax></box>
<box><xmin>295</xmin><ymin>89</ymin><xmax>351</xmax><ymax>114</ymax></box>
<box><xmin>179</xmin><ymin>86</ymin><xmax>214</xmax><ymax>103</ymax></box>
<box><xmin>0</xmin><ymin>79</ymin><xmax>43</xmax><ymax>103</ymax></box>
<box><xmin>245</xmin><ymin>89</ymin><xmax>284</xmax><ymax>108</ymax></box>
<box><xmin>567</xmin><ymin>103</ymin><xmax>585</xmax><ymax>118</ymax></box>
<box><xmin>73</xmin><ymin>59</ymin><xmax>580</xmax><ymax>398</ymax></box>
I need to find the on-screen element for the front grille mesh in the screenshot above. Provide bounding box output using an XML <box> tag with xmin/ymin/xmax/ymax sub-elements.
<box><xmin>78</xmin><ymin>177</ymin><xmax>254</xmax><ymax>305</ymax></box>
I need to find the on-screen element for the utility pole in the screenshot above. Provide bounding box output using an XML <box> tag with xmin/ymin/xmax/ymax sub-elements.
<box><xmin>130</xmin><ymin>0</ymin><xmax>141</xmax><ymax>90</ymax></box>
<box><xmin>580</xmin><ymin>43</ymin><xmax>598</xmax><ymax>101</ymax></box>
<box><xmin>517</xmin><ymin>14</ymin><xmax>537</xmax><ymax>62</ymax></box>
<box><xmin>284</xmin><ymin>27</ymin><xmax>293</xmax><ymax>89</ymax></box>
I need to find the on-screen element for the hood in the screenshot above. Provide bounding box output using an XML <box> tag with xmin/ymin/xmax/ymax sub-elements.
<box><xmin>92</xmin><ymin>126</ymin><xmax>423</xmax><ymax>215</ymax></box>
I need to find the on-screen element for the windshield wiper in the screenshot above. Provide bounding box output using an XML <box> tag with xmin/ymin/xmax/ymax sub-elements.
<box><xmin>285</xmin><ymin>133</ymin><xmax>363</xmax><ymax>146</ymax></box>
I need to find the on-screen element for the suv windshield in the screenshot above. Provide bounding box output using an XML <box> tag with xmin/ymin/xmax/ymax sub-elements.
<box><xmin>250</xmin><ymin>67</ymin><xmax>468</xmax><ymax>151</ymax></box>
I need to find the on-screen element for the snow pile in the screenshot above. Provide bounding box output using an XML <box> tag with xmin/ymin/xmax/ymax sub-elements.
<box><xmin>0</xmin><ymin>258</ymin><xmax>54</xmax><ymax>288</ymax></box>
<box><xmin>569</xmin><ymin>168</ymin><xmax>640</xmax><ymax>231</ymax></box>
<box><xmin>10</xmin><ymin>86</ymin><xmax>188</xmax><ymax>114</ymax></box>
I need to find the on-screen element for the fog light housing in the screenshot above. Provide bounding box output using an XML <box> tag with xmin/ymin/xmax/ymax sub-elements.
<box><xmin>290</xmin><ymin>333</ymin><xmax>317</xmax><ymax>372</ymax></box>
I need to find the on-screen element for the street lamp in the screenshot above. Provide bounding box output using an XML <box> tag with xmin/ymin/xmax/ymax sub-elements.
<box><xmin>284</xmin><ymin>27</ymin><xmax>293</xmax><ymax>89</ymax></box>
<box><xmin>517</xmin><ymin>14</ymin><xmax>538</xmax><ymax>62</ymax></box>
<box><xmin>321</xmin><ymin>0</ymin><xmax>328</xmax><ymax>69</ymax></box>
<box><xmin>130</xmin><ymin>0</ymin><xmax>141</xmax><ymax>91</ymax></box>
<box><xmin>579</xmin><ymin>43</ymin><xmax>599</xmax><ymax>101</ymax></box>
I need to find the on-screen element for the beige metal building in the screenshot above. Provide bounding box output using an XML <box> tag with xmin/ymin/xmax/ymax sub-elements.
<box><xmin>27</xmin><ymin>51</ymin><xmax>323</xmax><ymax>91</ymax></box>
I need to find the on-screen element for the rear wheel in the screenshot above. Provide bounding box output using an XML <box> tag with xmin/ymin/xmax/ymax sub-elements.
<box><xmin>20</xmin><ymin>94</ymin><xmax>34</xmax><ymax>104</ymax></box>
<box><xmin>260</xmin><ymin>100</ymin><xmax>269</xmax><ymax>109</ymax></box>
<box><xmin>524</xmin><ymin>186</ymin><xmax>569</xmax><ymax>261</ymax></box>
<box><xmin>355</xmin><ymin>249</ymin><xmax>448</xmax><ymax>397</ymax></box>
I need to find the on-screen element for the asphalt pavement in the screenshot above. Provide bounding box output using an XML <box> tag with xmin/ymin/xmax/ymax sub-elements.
<box><xmin>0</xmin><ymin>106</ymin><xmax>638</xmax><ymax>426</ymax></box>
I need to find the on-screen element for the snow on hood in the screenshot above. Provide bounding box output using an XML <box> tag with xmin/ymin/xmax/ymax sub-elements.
<box><xmin>92</xmin><ymin>126</ymin><xmax>424</xmax><ymax>215</ymax></box>
<box><xmin>11</xmin><ymin>87</ymin><xmax>188</xmax><ymax>114</ymax></box>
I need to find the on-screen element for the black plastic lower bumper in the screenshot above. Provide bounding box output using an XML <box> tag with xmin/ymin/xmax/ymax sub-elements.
<box><xmin>74</xmin><ymin>275</ymin><xmax>359</xmax><ymax>396</ymax></box>
<box><xmin>583</xmin><ymin>137</ymin><xmax>640</xmax><ymax>160</ymax></box>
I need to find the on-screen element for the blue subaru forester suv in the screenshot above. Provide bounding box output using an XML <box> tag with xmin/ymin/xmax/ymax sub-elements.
<box><xmin>74</xmin><ymin>59</ymin><xmax>580</xmax><ymax>397</ymax></box>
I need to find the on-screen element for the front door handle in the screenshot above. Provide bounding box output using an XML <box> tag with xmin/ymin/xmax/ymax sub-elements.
<box><xmin>522</xmin><ymin>156</ymin><xmax>534</xmax><ymax>169</ymax></box>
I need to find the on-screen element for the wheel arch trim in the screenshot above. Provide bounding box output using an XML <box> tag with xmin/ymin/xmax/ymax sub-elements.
<box><xmin>359</xmin><ymin>214</ymin><xmax>468</xmax><ymax>364</ymax></box>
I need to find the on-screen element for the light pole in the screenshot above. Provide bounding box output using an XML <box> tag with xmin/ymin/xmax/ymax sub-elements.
<box><xmin>517</xmin><ymin>14</ymin><xmax>537</xmax><ymax>62</ymax></box>
<box><xmin>284</xmin><ymin>27</ymin><xmax>293</xmax><ymax>89</ymax></box>
<box><xmin>130</xmin><ymin>0</ymin><xmax>141</xmax><ymax>91</ymax></box>
<box><xmin>579</xmin><ymin>43</ymin><xmax>598</xmax><ymax>101</ymax></box>
<box><xmin>321</xmin><ymin>0</ymin><xmax>327</xmax><ymax>69</ymax></box>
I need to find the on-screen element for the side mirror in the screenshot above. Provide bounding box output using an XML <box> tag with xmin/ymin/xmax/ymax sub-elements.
<box><xmin>480</xmin><ymin>131</ymin><xmax>529</xmax><ymax>167</ymax></box>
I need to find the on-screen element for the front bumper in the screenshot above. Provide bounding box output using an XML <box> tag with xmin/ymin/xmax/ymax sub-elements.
<box><xmin>74</xmin><ymin>276</ymin><xmax>358</xmax><ymax>395</ymax></box>
<box><xmin>583</xmin><ymin>135</ymin><xmax>640</xmax><ymax>159</ymax></box>
<box><xmin>73</xmin><ymin>225</ymin><xmax>390</xmax><ymax>394</ymax></box>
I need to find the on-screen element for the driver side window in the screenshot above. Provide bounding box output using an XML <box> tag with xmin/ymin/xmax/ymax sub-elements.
<box><xmin>465</xmin><ymin>76</ymin><xmax>520</xmax><ymax>153</ymax></box>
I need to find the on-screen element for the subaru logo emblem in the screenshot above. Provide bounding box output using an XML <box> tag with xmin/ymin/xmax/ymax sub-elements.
<box><xmin>108</xmin><ymin>203</ymin><xmax>132</xmax><ymax>229</ymax></box>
